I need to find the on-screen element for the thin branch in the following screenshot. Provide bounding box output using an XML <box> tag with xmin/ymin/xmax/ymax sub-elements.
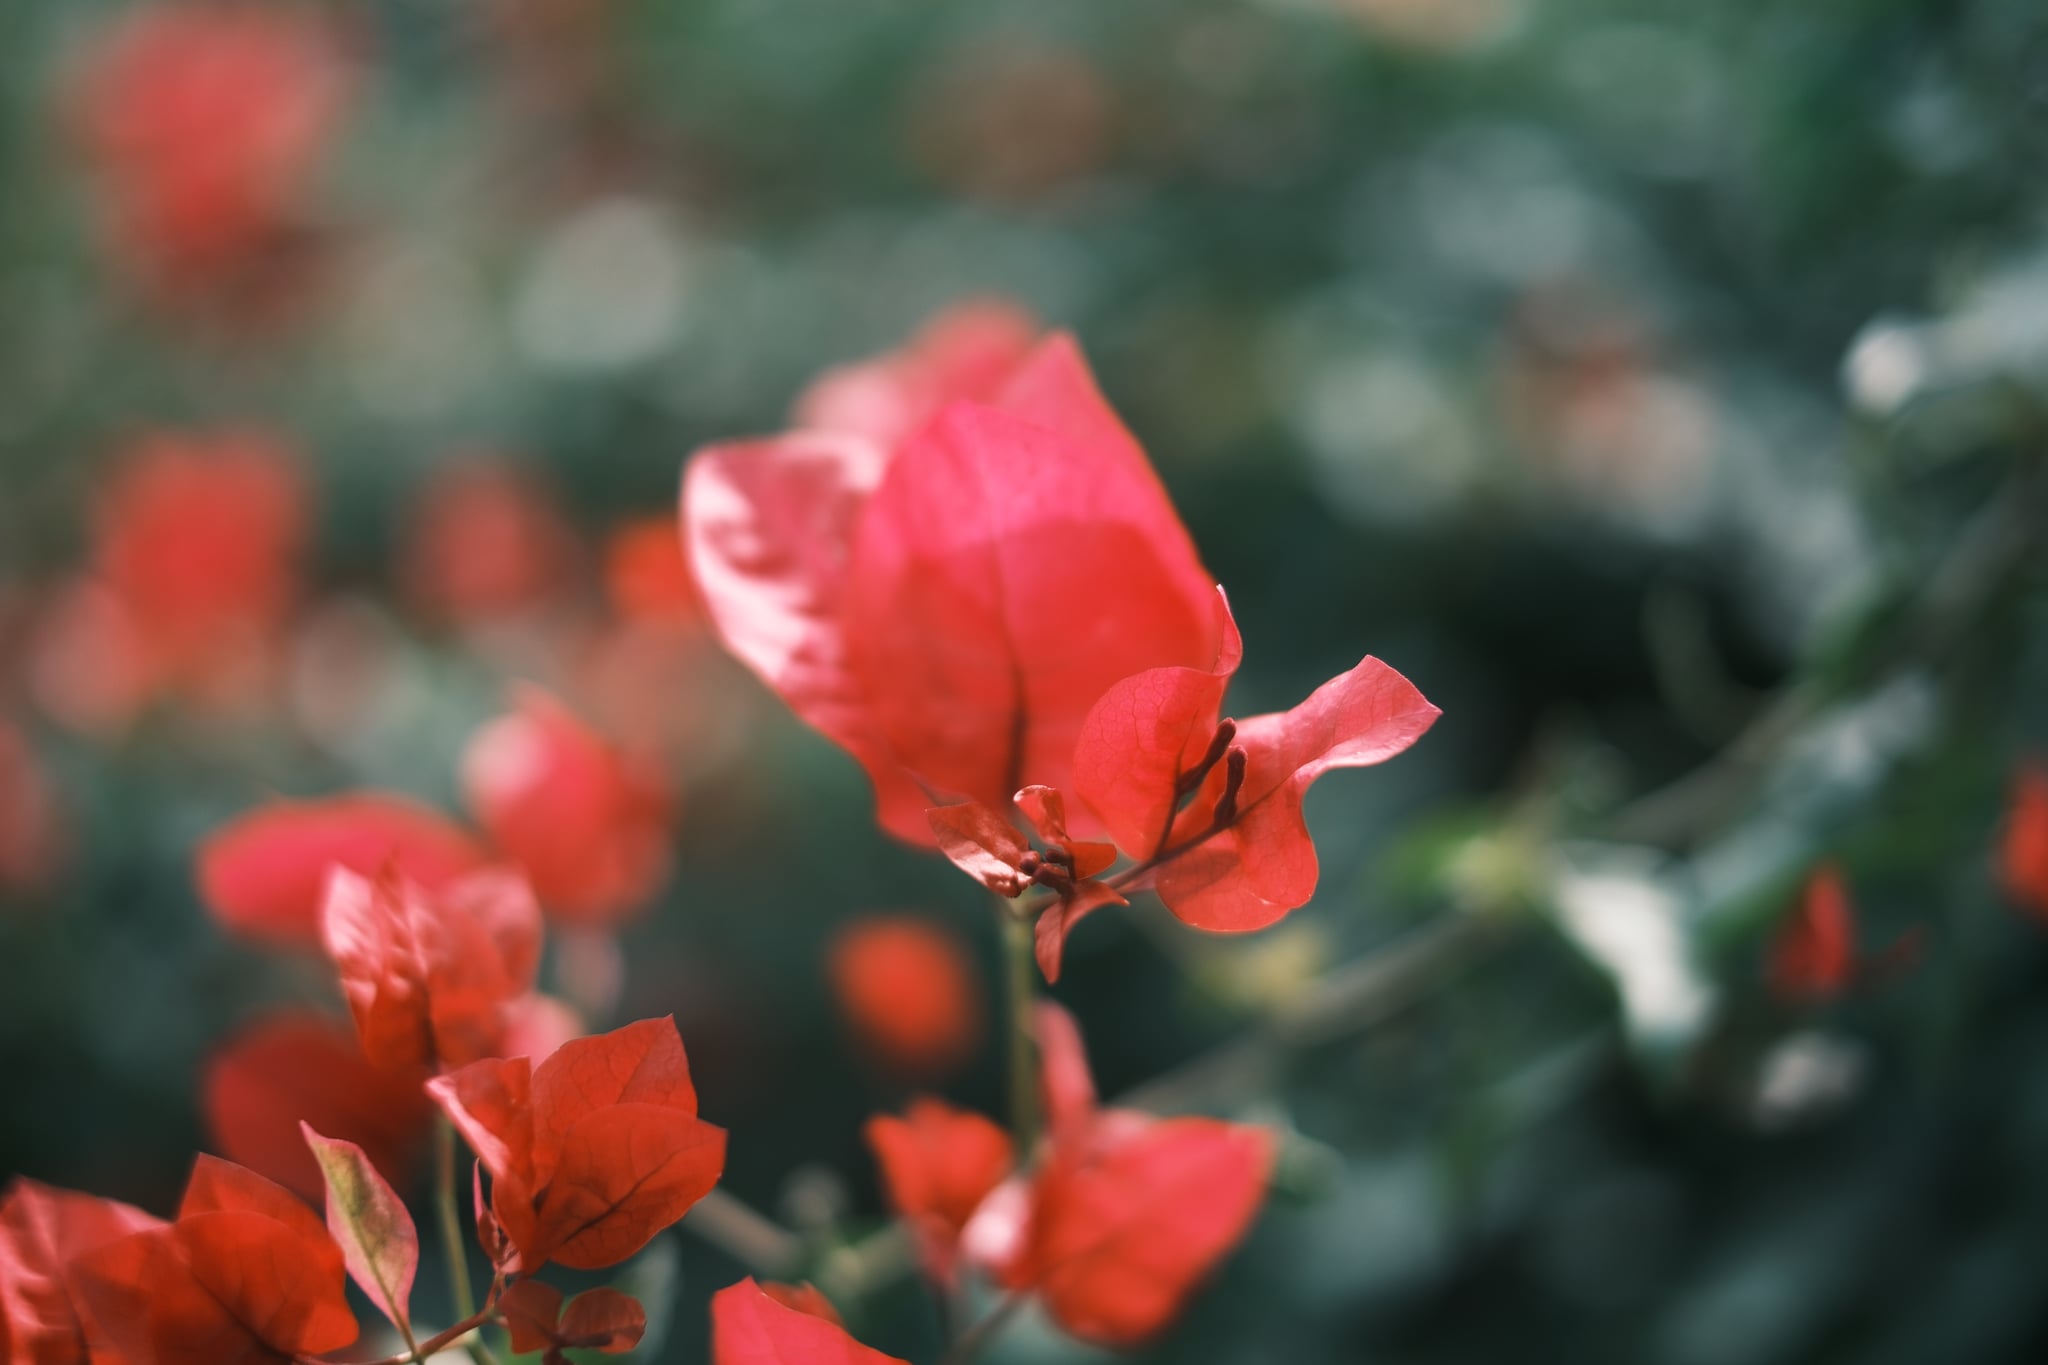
<box><xmin>682</xmin><ymin>1186</ymin><xmax>807</xmax><ymax>1276</ymax></box>
<box><xmin>939</xmin><ymin>1293</ymin><xmax>1028</xmax><ymax>1365</ymax></box>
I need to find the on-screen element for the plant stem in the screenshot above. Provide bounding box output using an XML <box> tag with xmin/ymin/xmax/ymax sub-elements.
<box><xmin>684</xmin><ymin>1186</ymin><xmax>805</xmax><ymax>1275</ymax></box>
<box><xmin>1001</xmin><ymin>905</ymin><xmax>1039</xmax><ymax>1153</ymax></box>
<box><xmin>433</xmin><ymin>1116</ymin><xmax>477</xmax><ymax>1323</ymax></box>
<box><xmin>940</xmin><ymin>1292</ymin><xmax>1027</xmax><ymax>1365</ymax></box>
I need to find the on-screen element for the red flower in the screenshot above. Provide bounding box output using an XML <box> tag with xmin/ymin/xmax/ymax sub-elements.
<box><xmin>402</xmin><ymin>459</ymin><xmax>580</xmax><ymax>626</ymax></box>
<box><xmin>1071</xmin><ymin>588</ymin><xmax>1438</xmax><ymax>932</ymax></box>
<box><xmin>864</xmin><ymin>1098</ymin><xmax>1013</xmax><ymax>1288</ymax></box>
<box><xmin>828</xmin><ymin>916</ymin><xmax>985</xmax><ymax>1080</ymax></box>
<box><xmin>203</xmin><ymin>1010</ymin><xmax>435</xmax><ymax>1202</ymax></box>
<box><xmin>87</xmin><ymin>429</ymin><xmax>308</xmax><ymax>705</ymax></box>
<box><xmin>603</xmin><ymin>516</ymin><xmax>700</xmax><ymax>627</ymax></box>
<box><xmin>684</xmin><ymin>314</ymin><xmax>1222</xmax><ymax>845</ymax></box>
<box><xmin>0</xmin><ymin>721</ymin><xmax>67</xmax><ymax>897</ymax></box>
<box><xmin>320</xmin><ymin>865</ymin><xmax>542</xmax><ymax>1073</ymax></box>
<box><xmin>1767</xmin><ymin>865</ymin><xmax>1856</xmax><ymax>1003</ymax></box>
<box><xmin>711</xmin><ymin>1278</ymin><xmax>907</xmax><ymax>1365</ymax></box>
<box><xmin>429</xmin><ymin>1017</ymin><xmax>725</xmax><ymax>1271</ymax></box>
<box><xmin>0</xmin><ymin>1178</ymin><xmax>162</xmax><ymax>1365</ymax></box>
<box><xmin>499</xmin><ymin>1281</ymin><xmax>647</xmax><ymax>1365</ymax></box>
<box><xmin>70</xmin><ymin>3</ymin><xmax>351</xmax><ymax>294</ymax></box>
<box><xmin>197</xmin><ymin>791</ymin><xmax>490</xmax><ymax>948</ymax></box>
<box><xmin>461</xmin><ymin>686</ymin><xmax>674</xmax><ymax>925</ymax></box>
<box><xmin>68</xmin><ymin>1156</ymin><xmax>356</xmax><ymax>1365</ymax></box>
<box><xmin>869</xmin><ymin>1005</ymin><xmax>1272</xmax><ymax>1349</ymax></box>
<box><xmin>927</xmin><ymin>789</ymin><xmax>1124</xmax><ymax>982</ymax></box>
<box><xmin>2001</xmin><ymin>761</ymin><xmax>2048</xmax><ymax>920</ymax></box>
<box><xmin>793</xmin><ymin>299</ymin><xmax>1042</xmax><ymax>448</ymax></box>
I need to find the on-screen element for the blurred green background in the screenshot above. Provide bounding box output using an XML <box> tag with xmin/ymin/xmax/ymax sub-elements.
<box><xmin>5</xmin><ymin>1</ymin><xmax>2048</xmax><ymax>1362</ymax></box>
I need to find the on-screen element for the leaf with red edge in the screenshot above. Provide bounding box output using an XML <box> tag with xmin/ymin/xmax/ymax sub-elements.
<box><xmin>927</xmin><ymin>801</ymin><xmax>1032</xmax><ymax>895</ymax></box>
<box><xmin>534</xmin><ymin>1106</ymin><xmax>726</xmax><ymax>1270</ymax></box>
<box><xmin>2002</xmin><ymin>761</ymin><xmax>2048</xmax><ymax>920</ymax></box>
<box><xmin>758</xmin><ymin>1281</ymin><xmax>842</xmax><ymax>1326</ymax></box>
<box><xmin>1021</xmin><ymin>1117</ymin><xmax>1274</xmax><ymax>1348</ymax></box>
<box><xmin>865</xmin><ymin>1099</ymin><xmax>1014</xmax><ymax>1288</ymax></box>
<box><xmin>1155</xmin><ymin>654</ymin><xmax>1439</xmax><ymax>932</ymax></box>
<box><xmin>846</xmin><ymin>386</ymin><xmax>1220</xmax><ymax>842</ymax></box>
<box><xmin>72</xmin><ymin>1211</ymin><xmax>358</xmax><ymax>1365</ymax></box>
<box><xmin>203</xmin><ymin>1011</ymin><xmax>433</xmax><ymax>1202</ymax></box>
<box><xmin>461</xmin><ymin>686</ymin><xmax>673</xmax><ymax>926</ymax></box>
<box><xmin>302</xmin><ymin>1126</ymin><xmax>417</xmax><ymax>1335</ymax></box>
<box><xmin>320</xmin><ymin>865</ymin><xmax>541</xmax><ymax>1073</ymax></box>
<box><xmin>1768</xmin><ymin>865</ymin><xmax>1856</xmax><ymax>1003</ymax></box>
<box><xmin>0</xmin><ymin>1178</ymin><xmax>163</xmax><ymax>1365</ymax></box>
<box><xmin>794</xmin><ymin>298</ymin><xmax>1042</xmax><ymax>447</ymax></box>
<box><xmin>682</xmin><ymin>431</ymin><xmax>912</xmax><ymax>827</ymax></box>
<box><xmin>196</xmin><ymin>792</ymin><xmax>488</xmax><ymax>947</ymax></box>
<box><xmin>828</xmin><ymin>916</ymin><xmax>984</xmax><ymax>1081</ymax></box>
<box><xmin>711</xmin><ymin>1278</ymin><xmax>908</xmax><ymax>1365</ymax></box>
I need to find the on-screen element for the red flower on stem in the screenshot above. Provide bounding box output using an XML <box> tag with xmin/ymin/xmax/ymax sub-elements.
<box><xmin>684</xmin><ymin>312</ymin><xmax>1223</xmax><ymax>845</ymax></box>
<box><xmin>870</xmin><ymin>1004</ymin><xmax>1273</xmax><ymax>1349</ymax></box>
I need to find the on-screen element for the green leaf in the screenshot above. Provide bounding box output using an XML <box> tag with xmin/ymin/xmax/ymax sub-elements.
<box><xmin>302</xmin><ymin>1121</ymin><xmax>418</xmax><ymax>1339</ymax></box>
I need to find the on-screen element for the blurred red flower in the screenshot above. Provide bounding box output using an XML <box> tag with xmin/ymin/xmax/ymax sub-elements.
<box><xmin>83</xmin><ymin>428</ymin><xmax>309</xmax><ymax>709</ymax></box>
<box><xmin>402</xmin><ymin>459</ymin><xmax>582</xmax><ymax>626</ymax></box>
<box><xmin>0</xmin><ymin>721</ymin><xmax>67</xmax><ymax>897</ymax></box>
<box><xmin>711</xmin><ymin>1277</ymin><xmax>906</xmax><ymax>1365</ymax></box>
<box><xmin>70</xmin><ymin>2</ymin><xmax>352</xmax><ymax>302</ymax></box>
<box><xmin>603</xmin><ymin>516</ymin><xmax>700</xmax><ymax>627</ymax></box>
<box><xmin>2001</xmin><ymin>761</ymin><xmax>2048</xmax><ymax>920</ymax></box>
<box><xmin>685</xmin><ymin>307</ymin><xmax>1224</xmax><ymax>845</ymax></box>
<box><xmin>828</xmin><ymin>915</ymin><xmax>985</xmax><ymax>1081</ymax></box>
<box><xmin>462</xmin><ymin>686</ymin><xmax>673</xmax><ymax>926</ymax></box>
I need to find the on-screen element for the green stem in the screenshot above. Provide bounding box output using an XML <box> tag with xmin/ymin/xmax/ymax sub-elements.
<box><xmin>434</xmin><ymin>1116</ymin><xmax>477</xmax><ymax>1323</ymax></box>
<box><xmin>1001</xmin><ymin>906</ymin><xmax>1039</xmax><ymax>1154</ymax></box>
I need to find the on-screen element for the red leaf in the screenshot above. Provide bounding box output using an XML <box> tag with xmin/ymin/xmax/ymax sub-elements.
<box><xmin>203</xmin><ymin>1011</ymin><xmax>433</xmax><ymax>1202</ymax></box>
<box><xmin>1768</xmin><ymin>865</ymin><xmax>1856</xmax><ymax>1003</ymax></box>
<box><xmin>557</xmin><ymin>1288</ymin><xmax>647</xmax><ymax>1351</ymax></box>
<box><xmin>1031</xmin><ymin>879</ymin><xmax>1127</xmax><ymax>985</ymax></box>
<box><xmin>498</xmin><ymin>1282</ymin><xmax>645</xmax><ymax>1357</ymax></box>
<box><xmin>427</xmin><ymin>1058</ymin><xmax>534</xmax><ymax>1191</ymax></box>
<box><xmin>196</xmin><ymin>793</ymin><xmax>487</xmax><ymax>947</ymax></box>
<box><xmin>535</xmin><ymin>1105</ymin><xmax>726</xmax><ymax>1270</ymax></box>
<box><xmin>711</xmin><ymin>1278</ymin><xmax>908</xmax><ymax>1365</ymax></box>
<box><xmin>462</xmin><ymin>686</ymin><xmax>673</xmax><ymax>926</ymax></box>
<box><xmin>319</xmin><ymin>865</ymin><xmax>541</xmax><ymax>1073</ymax></box>
<box><xmin>0</xmin><ymin>1178</ymin><xmax>163</xmax><ymax>1365</ymax></box>
<box><xmin>498</xmin><ymin>1279</ymin><xmax>565</xmax><ymax>1353</ymax></box>
<box><xmin>758</xmin><ymin>1282</ymin><xmax>841</xmax><ymax>1326</ymax></box>
<box><xmin>72</xmin><ymin>1211</ymin><xmax>357</xmax><ymax>1365</ymax></box>
<box><xmin>794</xmin><ymin>299</ymin><xmax>1042</xmax><ymax>448</ymax></box>
<box><xmin>927</xmin><ymin>801</ymin><xmax>1033</xmax><ymax>895</ymax></box>
<box><xmin>865</xmin><ymin>1099</ymin><xmax>1014</xmax><ymax>1288</ymax></box>
<box><xmin>177</xmin><ymin>1155</ymin><xmax>338</xmax><ymax>1281</ymax></box>
<box><xmin>301</xmin><ymin>1126</ymin><xmax>418</xmax><ymax>1335</ymax></box>
<box><xmin>2002</xmin><ymin>761</ymin><xmax>2048</xmax><ymax>920</ymax></box>
<box><xmin>435</xmin><ymin>1018</ymin><xmax>725</xmax><ymax>1273</ymax></box>
<box><xmin>828</xmin><ymin>916</ymin><xmax>984</xmax><ymax>1081</ymax></box>
<box><xmin>1021</xmin><ymin>1118</ymin><xmax>1274</xmax><ymax>1348</ymax></box>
